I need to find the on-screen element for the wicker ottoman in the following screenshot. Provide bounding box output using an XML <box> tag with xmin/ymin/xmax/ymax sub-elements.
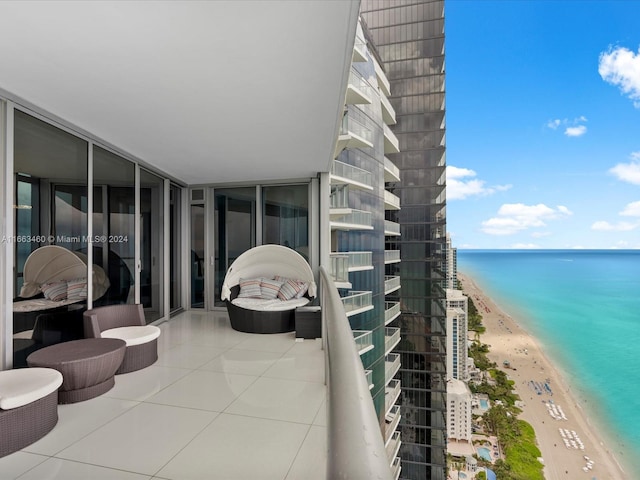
<box><xmin>27</xmin><ymin>338</ymin><xmax>126</xmax><ymax>404</ymax></box>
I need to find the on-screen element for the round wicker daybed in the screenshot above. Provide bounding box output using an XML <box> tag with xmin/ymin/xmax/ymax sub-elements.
<box><xmin>221</xmin><ymin>245</ymin><xmax>317</xmax><ymax>334</ymax></box>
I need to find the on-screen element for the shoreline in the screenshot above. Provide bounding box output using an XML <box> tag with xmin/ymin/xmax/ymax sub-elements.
<box><xmin>458</xmin><ymin>271</ymin><xmax>630</xmax><ymax>480</ymax></box>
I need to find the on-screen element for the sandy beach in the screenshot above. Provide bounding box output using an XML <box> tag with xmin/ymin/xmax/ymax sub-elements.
<box><xmin>458</xmin><ymin>272</ymin><xmax>629</xmax><ymax>480</ymax></box>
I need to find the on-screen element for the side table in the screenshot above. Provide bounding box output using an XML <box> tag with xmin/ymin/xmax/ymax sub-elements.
<box><xmin>295</xmin><ymin>305</ymin><xmax>322</xmax><ymax>339</ymax></box>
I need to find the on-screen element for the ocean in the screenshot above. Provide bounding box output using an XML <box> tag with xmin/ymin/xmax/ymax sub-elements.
<box><xmin>457</xmin><ymin>249</ymin><xmax>640</xmax><ymax>472</ymax></box>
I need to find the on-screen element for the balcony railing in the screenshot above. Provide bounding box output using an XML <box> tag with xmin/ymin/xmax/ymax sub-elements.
<box><xmin>329</xmin><ymin>184</ymin><xmax>349</xmax><ymax>209</ymax></box>
<box><xmin>353</xmin><ymin>37</ymin><xmax>367</xmax><ymax>63</ymax></box>
<box><xmin>341</xmin><ymin>113</ymin><xmax>373</xmax><ymax>147</ymax></box>
<box><xmin>353</xmin><ymin>330</ymin><xmax>374</xmax><ymax>355</ymax></box>
<box><xmin>331</xmin><ymin>209</ymin><xmax>373</xmax><ymax>231</ymax></box>
<box><xmin>329</xmin><ymin>254</ymin><xmax>349</xmax><ymax>284</ymax></box>
<box><xmin>384</xmin><ymin>190</ymin><xmax>400</xmax><ymax>210</ymax></box>
<box><xmin>374</xmin><ymin>57</ymin><xmax>391</xmax><ymax>97</ymax></box>
<box><xmin>385</xmin><ymin>327</ymin><xmax>401</xmax><ymax>354</ymax></box>
<box><xmin>384</xmin><ymin>157</ymin><xmax>401</xmax><ymax>182</ymax></box>
<box><xmin>380</xmin><ymin>93</ymin><xmax>397</xmax><ymax>125</ymax></box>
<box><xmin>386</xmin><ymin>430</ymin><xmax>402</xmax><ymax>462</ymax></box>
<box><xmin>384</xmin><ymin>405</ymin><xmax>401</xmax><ymax>443</ymax></box>
<box><xmin>385</xmin><ymin>353</ymin><xmax>401</xmax><ymax>382</ymax></box>
<box><xmin>346</xmin><ymin>68</ymin><xmax>372</xmax><ymax>105</ymax></box>
<box><xmin>385</xmin><ymin>301</ymin><xmax>401</xmax><ymax>325</ymax></box>
<box><xmin>385</xmin><ymin>378</ymin><xmax>401</xmax><ymax>414</ymax></box>
<box><xmin>384</xmin><ymin>275</ymin><xmax>401</xmax><ymax>294</ymax></box>
<box><xmin>364</xmin><ymin>369</ymin><xmax>374</xmax><ymax>390</ymax></box>
<box><xmin>331</xmin><ymin>160</ymin><xmax>373</xmax><ymax>190</ymax></box>
<box><xmin>344</xmin><ymin>251</ymin><xmax>373</xmax><ymax>271</ymax></box>
<box><xmin>391</xmin><ymin>456</ymin><xmax>401</xmax><ymax>480</ymax></box>
<box><xmin>383</xmin><ymin>124</ymin><xmax>400</xmax><ymax>154</ymax></box>
<box><xmin>385</xmin><ymin>219</ymin><xmax>401</xmax><ymax>236</ymax></box>
<box><xmin>320</xmin><ymin>266</ymin><xmax>393</xmax><ymax>480</ymax></box>
<box><xmin>384</xmin><ymin>250</ymin><xmax>401</xmax><ymax>264</ymax></box>
<box><xmin>341</xmin><ymin>290</ymin><xmax>373</xmax><ymax>316</ymax></box>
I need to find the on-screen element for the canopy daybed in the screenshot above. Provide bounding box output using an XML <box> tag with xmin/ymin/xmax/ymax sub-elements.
<box><xmin>221</xmin><ymin>245</ymin><xmax>316</xmax><ymax>334</ymax></box>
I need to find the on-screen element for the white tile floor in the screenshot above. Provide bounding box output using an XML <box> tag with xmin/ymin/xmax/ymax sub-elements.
<box><xmin>1</xmin><ymin>310</ymin><xmax>327</xmax><ymax>480</ymax></box>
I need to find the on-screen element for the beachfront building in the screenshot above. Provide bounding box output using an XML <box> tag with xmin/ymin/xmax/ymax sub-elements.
<box><xmin>0</xmin><ymin>2</ymin><xmax>414</xmax><ymax>478</ymax></box>
<box><xmin>446</xmin><ymin>378</ymin><xmax>472</xmax><ymax>443</ymax></box>
<box><xmin>445</xmin><ymin>233</ymin><xmax>457</xmax><ymax>290</ymax></box>
<box><xmin>446</xmin><ymin>307</ymin><xmax>468</xmax><ymax>382</ymax></box>
<box><xmin>360</xmin><ymin>2</ymin><xmax>448</xmax><ymax>478</ymax></box>
<box><xmin>446</xmin><ymin>288</ymin><xmax>468</xmax><ymax>318</ymax></box>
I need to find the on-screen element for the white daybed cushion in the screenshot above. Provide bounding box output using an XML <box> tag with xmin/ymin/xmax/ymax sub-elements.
<box><xmin>101</xmin><ymin>325</ymin><xmax>161</xmax><ymax>346</ymax></box>
<box><xmin>231</xmin><ymin>297</ymin><xmax>309</xmax><ymax>312</ymax></box>
<box><xmin>0</xmin><ymin>368</ymin><xmax>63</xmax><ymax>410</ymax></box>
<box><xmin>13</xmin><ymin>297</ymin><xmax>85</xmax><ymax>313</ymax></box>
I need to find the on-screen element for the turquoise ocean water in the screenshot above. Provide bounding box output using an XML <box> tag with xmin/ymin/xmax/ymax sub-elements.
<box><xmin>457</xmin><ymin>249</ymin><xmax>640</xmax><ymax>472</ymax></box>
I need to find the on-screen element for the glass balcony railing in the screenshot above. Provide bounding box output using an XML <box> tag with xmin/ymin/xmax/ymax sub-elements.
<box><xmin>384</xmin><ymin>250</ymin><xmax>401</xmax><ymax>264</ymax></box>
<box><xmin>385</xmin><ymin>378</ymin><xmax>401</xmax><ymax>414</ymax></box>
<box><xmin>385</xmin><ymin>219</ymin><xmax>400</xmax><ymax>236</ymax></box>
<box><xmin>384</xmin><ymin>405</ymin><xmax>401</xmax><ymax>443</ymax></box>
<box><xmin>331</xmin><ymin>160</ymin><xmax>373</xmax><ymax>189</ymax></box>
<box><xmin>386</xmin><ymin>431</ymin><xmax>401</xmax><ymax>462</ymax></box>
<box><xmin>384</xmin><ymin>275</ymin><xmax>401</xmax><ymax>294</ymax></box>
<box><xmin>385</xmin><ymin>327</ymin><xmax>401</xmax><ymax>355</ymax></box>
<box><xmin>384</xmin><ymin>190</ymin><xmax>400</xmax><ymax>210</ymax></box>
<box><xmin>391</xmin><ymin>456</ymin><xmax>401</xmax><ymax>480</ymax></box>
<box><xmin>353</xmin><ymin>330</ymin><xmax>374</xmax><ymax>355</ymax></box>
<box><xmin>341</xmin><ymin>113</ymin><xmax>373</xmax><ymax>146</ymax></box>
<box><xmin>341</xmin><ymin>290</ymin><xmax>373</xmax><ymax>316</ymax></box>
<box><xmin>380</xmin><ymin>93</ymin><xmax>396</xmax><ymax>125</ymax></box>
<box><xmin>384</xmin><ymin>157</ymin><xmax>401</xmax><ymax>182</ymax></box>
<box><xmin>345</xmin><ymin>251</ymin><xmax>373</xmax><ymax>271</ymax></box>
<box><xmin>347</xmin><ymin>68</ymin><xmax>372</xmax><ymax>105</ymax></box>
<box><xmin>385</xmin><ymin>301</ymin><xmax>401</xmax><ymax>325</ymax></box>
<box><xmin>329</xmin><ymin>254</ymin><xmax>349</xmax><ymax>283</ymax></box>
<box><xmin>353</xmin><ymin>37</ymin><xmax>367</xmax><ymax>62</ymax></box>
<box><xmin>383</xmin><ymin>123</ymin><xmax>400</xmax><ymax>154</ymax></box>
<box><xmin>385</xmin><ymin>353</ymin><xmax>401</xmax><ymax>382</ymax></box>
<box><xmin>331</xmin><ymin>209</ymin><xmax>373</xmax><ymax>231</ymax></box>
<box><xmin>365</xmin><ymin>369</ymin><xmax>374</xmax><ymax>390</ymax></box>
<box><xmin>330</xmin><ymin>184</ymin><xmax>349</xmax><ymax>209</ymax></box>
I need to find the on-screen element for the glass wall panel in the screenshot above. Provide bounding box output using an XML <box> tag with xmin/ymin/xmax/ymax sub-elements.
<box><xmin>92</xmin><ymin>146</ymin><xmax>135</xmax><ymax>305</ymax></box>
<box><xmin>262</xmin><ymin>184</ymin><xmax>309</xmax><ymax>259</ymax></box>
<box><xmin>190</xmin><ymin>203</ymin><xmax>205</xmax><ymax>308</ymax></box>
<box><xmin>140</xmin><ymin>169</ymin><xmax>164</xmax><ymax>322</ymax></box>
<box><xmin>214</xmin><ymin>187</ymin><xmax>256</xmax><ymax>305</ymax></box>
<box><xmin>170</xmin><ymin>185</ymin><xmax>182</xmax><ymax>312</ymax></box>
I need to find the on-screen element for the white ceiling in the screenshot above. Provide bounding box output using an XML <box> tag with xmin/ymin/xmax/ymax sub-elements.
<box><xmin>0</xmin><ymin>1</ymin><xmax>359</xmax><ymax>185</ymax></box>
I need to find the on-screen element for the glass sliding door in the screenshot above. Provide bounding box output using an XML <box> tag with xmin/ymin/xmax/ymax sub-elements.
<box><xmin>169</xmin><ymin>184</ymin><xmax>182</xmax><ymax>312</ymax></box>
<box><xmin>262</xmin><ymin>184</ymin><xmax>309</xmax><ymax>260</ymax></box>
<box><xmin>214</xmin><ymin>187</ymin><xmax>256</xmax><ymax>305</ymax></box>
<box><xmin>140</xmin><ymin>169</ymin><xmax>164</xmax><ymax>321</ymax></box>
<box><xmin>92</xmin><ymin>146</ymin><xmax>135</xmax><ymax>305</ymax></box>
<box><xmin>190</xmin><ymin>201</ymin><xmax>205</xmax><ymax>308</ymax></box>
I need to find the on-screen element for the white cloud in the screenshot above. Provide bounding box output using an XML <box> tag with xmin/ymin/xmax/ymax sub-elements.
<box><xmin>547</xmin><ymin>119</ymin><xmax>561</xmax><ymax>129</ymax></box>
<box><xmin>620</xmin><ymin>200</ymin><xmax>640</xmax><ymax>216</ymax></box>
<box><xmin>609</xmin><ymin>151</ymin><xmax>640</xmax><ymax>185</ymax></box>
<box><xmin>564</xmin><ymin>125</ymin><xmax>587</xmax><ymax>137</ymax></box>
<box><xmin>599</xmin><ymin>45</ymin><xmax>640</xmax><ymax>108</ymax></box>
<box><xmin>446</xmin><ymin>165</ymin><xmax>512</xmax><ymax>200</ymax></box>
<box><xmin>481</xmin><ymin>203</ymin><xmax>573</xmax><ymax>235</ymax></box>
<box><xmin>591</xmin><ymin>220</ymin><xmax>639</xmax><ymax>231</ymax></box>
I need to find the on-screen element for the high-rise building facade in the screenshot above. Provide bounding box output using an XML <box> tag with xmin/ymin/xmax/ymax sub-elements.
<box><xmin>361</xmin><ymin>2</ymin><xmax>447</xmax><ymax>479</ymax></box>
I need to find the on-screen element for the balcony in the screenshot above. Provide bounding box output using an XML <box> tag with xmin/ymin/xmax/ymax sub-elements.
<box><xmin>353</xmin><ymin>37</ymin><xmax>367</xmax><ymax>63</ymax></box>
<box><xmin>383</xmin><ymin>124</ymin><xmax>400</xmax><ymax>154</ymax></box>
<box><xmin>365</xmin><ymin>369</ymin><xmax>374</xmax><ymax>390</ymax></box>
<box><xmin>346</xmin><ymin>68</ymin><xmax>372</xmax><ymax>105</ymax></box>
<box><xmin>384</xmin><ymin>190</ymin><xmax>400</xmax><ymax>210</ymax></box>
<box><xmin>384</xmin><ymin>157</ymin><xmax>401</xmax><ymax>183</ymax></box>
<box><xmin>353</xmin><ymin>330</ymin><xmax>374</xmax><ymax>355</ymax></box>
<box><xmin>344</xmin><ymin>251</ymin><xmax>373</xmax><ymax>271</ymax></box>
<box><xmin>331</xmin><ymin>160</ymin><xmax>373</xmax><ymax>190</ymax></box>
<box><xmin>374</xmin><ymin>57</ymin><xmax>391</xmax><ymax>97</ymax></box>
<box><xmin>334</xmin><ymin>113</ymin><xmax>373</xmax><ymax>157</ymax></box>
<box><xmin>384</xmin><ymin>275</ymin><xmax>401</xmax><ymax>294</ymax></box>
<box><xmin>386</xmin><ymin>431</ymin><xmax>402</xmax><ymax>464</ymax></box>
<box><xmin>329</xmin><ymin>254</ymin><xmax>350</xmax><ymax>288</ymax></box>
<box><xmin>341</xmin><ymin>291</ymin><xmax>373</xmax><ymax>317</ymax></box>
<box><xmin>385</xmin><ymin>301</ymin><xmax>401</xmax><ymax>325</ymax></box>
<box><xmin>385</xmin><ymin>327</ymin><xmax>401</xmax><ymax>355</ymax></box>
<box><xmin>385</xmin><ymin>353</ymin><xmax>401</xmax><ymax>382</ymax></box>
<box><xmin>330</xmin><ymin>209</ymin><xmax>373</xmax><ymax>231</ymax></box>
<box><xmin>380</xmin><ymin>93</ymin><xmax>397</xmax><ymax>125</ymax></box>
<box><xmin>391</xmin><ymin>456</ymin><xmax>401</xmax><ymax>480</ymax></box>
<box><xmin>384</xmin><ymin>250</ymin><xmax>401</xmax><ymax>264</ymax></box>
<box><xmin>384</xmin><ymin>405</ymin><xmax>401</xmax><ymax>443</ymax></box>
<box><xmin>385</xmin><ymin>378</ymin><xmax>401</xmax><ymax>414</ymax></box>
<box><xmin>384</xmin><ymin>219</ymin><xmax>401</xmax><ymax>236</ymax></box>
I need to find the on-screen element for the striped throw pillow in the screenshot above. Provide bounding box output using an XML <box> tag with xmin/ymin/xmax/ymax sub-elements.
<box><xmin>67</xmin><ymin>278</ymin><xmax>88</xmax><ymax>301</ymax></box>
<box><xmin>276</xmin><ymin>277</ymin><xmax>306</xmax><ymax>301</ymax></box>
<box><xmin>238</xmin><ymin>277</ymin><xmax>262</xmax><ymax>298</ymax></box>
<box><xmin>260</xmin><ymin>278</ymin><xmax>284</xmax><ymax>300</ymax></box>
<box><xmin>41</xmin><ymin>281</ymin><xmax>68</xmax><ymax>301</ymax></box>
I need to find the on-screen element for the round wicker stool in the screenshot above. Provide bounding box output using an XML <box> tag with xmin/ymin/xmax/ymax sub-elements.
<box><xmin>27</xmin><ymin>338</ymin><xmax>126</xmax><ymax>404</ymax></box>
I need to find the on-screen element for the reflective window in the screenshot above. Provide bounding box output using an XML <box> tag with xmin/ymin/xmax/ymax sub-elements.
<box><xmin>262</xmin><ymin>185</ymin><xmax>309</xmax><ymax>259</ymax></box>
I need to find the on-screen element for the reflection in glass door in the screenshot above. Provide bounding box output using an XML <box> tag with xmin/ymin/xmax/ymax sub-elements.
<box><xmin>140</xmin><ymin>169</ymin><xmax>164</xmax><ymax>321</ymax></box>
<box><xmin>214</xmin><ymin>187</ymin><xmax>256</xmax><ymax>306</ymax></box>
<box><xmin>190</xmin><ymin>202</ymin><xmax>205</xmax><ymax>308</ymax></box>
<box><xmin>169</xmin><ymin>185</ymin><xmax>182</xmax><ymax>312</ymax></box>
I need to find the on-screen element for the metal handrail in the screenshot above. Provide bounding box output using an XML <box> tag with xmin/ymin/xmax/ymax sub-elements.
<box><xmin>321</xmin><ymin>266</ymin><xmax>393</xmax><ymax>480</ymax></box>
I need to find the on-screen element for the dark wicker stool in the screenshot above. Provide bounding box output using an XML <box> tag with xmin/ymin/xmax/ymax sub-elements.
<box><xmin>27</xmin><ymin>338</ymin><xmax>126</xmax><ymax>404</ymax></box>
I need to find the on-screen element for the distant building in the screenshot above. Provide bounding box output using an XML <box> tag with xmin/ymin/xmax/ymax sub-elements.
<box><xmin>447</xmin><ymin>378</ymin><xmax>472</xmax><ymax>443</ymax></box>
<box><xmin>447</xmin><ymin>307</ymin><xmax>468</xmax><ymax>381</ymax></box>
<box><xmin>445</xmin><ymin>233</ymin><xmax>457</xmax><ymax>289</ymax></box>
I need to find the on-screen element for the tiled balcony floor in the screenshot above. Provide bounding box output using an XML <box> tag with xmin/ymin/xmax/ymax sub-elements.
<box><xmin>1</xmin><ymin>310</ymin><xmax>327</xmax><ymax>480</ymax></box>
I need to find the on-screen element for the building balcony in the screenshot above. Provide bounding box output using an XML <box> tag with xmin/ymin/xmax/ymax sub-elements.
<box><xmin>353</xmin><ymin>330</ymin><xmax>374</xmax><ymax>355</ymax></box>
<box><xmin>365</xmin><ymin>369</ymin><xmax>374</xmax><ymax>390</ymax></box>
<box><xmin>386</xmin><ymin>431</ymin><xmax>401</xmax><ymax>464</ymax></box>
<box><xmin>380</xmin><ymin>93</ymin><xmax>397</xmax><ymax>125</ymax></box>
<box><xmin>384</xmin><ymin>250</ymin><xmax>401</xmax><ymax>264</ymax></box>
<box><xmin>383</xmin><ymin>124</ymin><xmax>400</xmax><ymax>154</ymax></box>
<box><xmin>385</xmin><ymin>378</ymin><xmax>401</xmax><ymax>415</ymax></box>
<box><xmin>385</xmin><ymin>353</ymin><xmax>401</xmax><ymax>383</ymax></box>
<box><xmin>391</xmin><ymin>456</ymin><xmax>401</xmax><ymax>480</ymax></box>
<box><xmin>384</xmin><ymin>157</ymin><xmax>401</xmax><ymax>183</ymax></box>
<box><xmin>331</xmin><ymin>160</ymin><xmax>373</xmax><ymax>191</ymax></box>
<box><xmin>353</xmin><ymin>37</ymin><xmax>367</xmax><ymax>63</ymax></box>
<box><xmin>385</xmin><ymin>301</ymin><xmax>401</xmax><ymax>325</ymax></box>
<box><xmin>330</xmin><ymin>209</ymin><xmax>373</xmax><ymax>231</ymax></box>
<box><xmin>384</xmin><ymin>190</ymin><xmax>400</xmax><ymax>210</ymax></box>
<box><xmin>344</xmin><ymin>251</ymin><xmax>373</xmax><ymax>272</ymax></box>
<box><xmin>341</xmin><ymin>290</ymin><xmax>373</xmax><ymax>317</ymax></box>
<box><xmin>346</xmin><ymin>68</ymin><xmax>372</xmax><ymax>105</ymax></box>
<box><xmin>329</xmin><ymin>254</ymin><xmax>350</xmax><ymax>288</ymax></box>
<box><xmin>384</xmin><ymin>219</ymin><xmax>401</xmax><ymax>236</ymax></box>
<box><xmin>384</xmin><ymin>275</ymin><xmax>401</xmax><ymax>294</ymax></box>
<box><xmin>384</xmin><ymin>405</ymin><xmax>401</xmax><ymax>443</ymax></box>
<box><xmin>385</xmin><ymin>327</ymin><xmax>401</xmax><ymax>355</ymax></box>
<box><xmin>334</xmin><ymin>113</ymin><xmax>373</xmax><ymax>158</ymax></box>
<box><xmin>374</xmin><ymin>57</ymin><xmax>391</xmax><ymax>97</ymax></box>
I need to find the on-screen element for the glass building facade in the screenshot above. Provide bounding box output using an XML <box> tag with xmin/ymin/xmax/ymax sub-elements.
<box><xmin>361</xmin><ymin>2</ymin><xmax>447</xmax><ymax>479</ymax></box>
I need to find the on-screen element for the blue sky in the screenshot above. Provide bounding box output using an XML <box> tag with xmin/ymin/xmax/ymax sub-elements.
<box><xmin>446</xmin><ymin>1</ymin><xmax>640</xmax><ymax>249</ymax></box>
